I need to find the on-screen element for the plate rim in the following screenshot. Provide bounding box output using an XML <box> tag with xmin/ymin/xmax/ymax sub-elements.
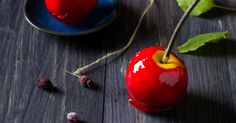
<box><xmin>23</xmin><ymin>0</ymin><xmax>120</xmax><ymax>36</ymax></box>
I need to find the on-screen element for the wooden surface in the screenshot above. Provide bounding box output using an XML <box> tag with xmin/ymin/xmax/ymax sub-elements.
<box><xmin>0</xmin><ymin>0</ymin><xmax>236</xmax><ymax>122</ymax></box>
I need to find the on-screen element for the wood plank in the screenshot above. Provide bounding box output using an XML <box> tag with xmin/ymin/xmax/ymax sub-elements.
<box><xmin>221</xmin><ymin>0</ymin><xmax>236</xmax><ymax>118</ymax></box>
<box><xmin>103</xmin><ymin>0</ymin><xmax>236</xmax><ymax>123</ymax></box>
<box><xmin>0</xmin><ymin>0</ymin><xmax>107</xmax><ymax>123</ymax></box>
<box><xmin>0</xmin><ymin>0</ymin><xmax>236</xmax><ymax>122</ymax></box>
<box><xmin>103</xmin><ymin>0</ymin><xmax>159</xmax><ymax>122</ymax></box>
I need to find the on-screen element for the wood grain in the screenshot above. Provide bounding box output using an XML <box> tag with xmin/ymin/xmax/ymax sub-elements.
<box><xmin>0</xmin><ymin>0</ymin><xmax>236</xmax><ymax>123</ymax></box>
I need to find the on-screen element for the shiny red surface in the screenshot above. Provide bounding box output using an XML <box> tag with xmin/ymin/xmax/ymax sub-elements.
<box><xmin>126</xmin><ymin>46</ymin><xmax>188</xmax><ymax>112</ymax></box>
<box><xmin>44</xmin><ymin>0</ymin><xmax>97</xmax><ymax>25</ymax></box>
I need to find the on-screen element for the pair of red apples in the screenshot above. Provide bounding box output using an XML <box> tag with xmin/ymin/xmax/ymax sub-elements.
<box><xmin>44</xmin><ymin>0</ymin><xmax>188</xmax><ymax>113</ymax></box>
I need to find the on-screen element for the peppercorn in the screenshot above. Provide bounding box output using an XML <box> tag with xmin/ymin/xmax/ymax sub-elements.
<box><xmin>79</xmin><ymin>75</ymin><xmax>94</xmax><ymax>88</ymax></box>
<box><xmin>36</xmin><ymin>77</ymin><xmax>54</xmax><ymax>90</ymax></box>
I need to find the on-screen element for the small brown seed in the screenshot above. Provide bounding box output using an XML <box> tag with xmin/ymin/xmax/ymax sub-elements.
<box><xmin>79</xmin><ymin>75</ymin><xmax>94</xmax><ymax>88</ymax></box>
<box><xmin>36</xmin><ymin>77</ymin><xmax>54</xmax><ymax>90</ymax></box>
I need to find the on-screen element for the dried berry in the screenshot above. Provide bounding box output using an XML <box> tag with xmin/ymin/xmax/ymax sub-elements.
<box><xmin>79</xmin><ymin>75</ymin><xmax>94</xmax><ymax>88</ymax></box>
<box><xmin>67</xmin><ymin>112</ymin><xmax>80</xmax><ymax>123</ymax></box>
<box><xmin>36</xmin><ymin>77</ymin><xmax>54</xmax><ymax>90</ymax></box>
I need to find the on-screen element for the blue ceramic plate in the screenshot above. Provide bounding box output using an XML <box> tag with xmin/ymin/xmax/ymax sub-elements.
<box><xmin>24</xmin><ymin>0</ymin><xmax>119</xmax><ymax>36</ymax></box>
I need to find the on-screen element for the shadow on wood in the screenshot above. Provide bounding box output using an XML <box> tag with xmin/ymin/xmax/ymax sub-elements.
<box><xmin>147</xmin><ymin>92</ymin><xmax>236</xmax><ymax>123</ymax></box>
<box><xmin>200</xmin><ymin>8</ymin><xmax>236</xmax><ymax>19</ymax></box>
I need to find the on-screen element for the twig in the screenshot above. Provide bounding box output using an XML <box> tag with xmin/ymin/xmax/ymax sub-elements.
<box><xmin>69</xmin><ymin>0</ymin><xmax>154</xmax><ymax>77</ymax></box>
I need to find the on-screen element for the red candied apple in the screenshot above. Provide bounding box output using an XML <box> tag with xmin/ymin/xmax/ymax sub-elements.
<box><xmin>126</xmin><ymin>46</ymin><xmax>188</xmax><ymax>112</ymax></box>
<box><xmin>44</xmin><ymin>0</ymin><xmax>97</xmax><ymax>25</ymax></box>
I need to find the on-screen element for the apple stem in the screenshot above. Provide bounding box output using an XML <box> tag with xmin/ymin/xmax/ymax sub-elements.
<box><xmin>162</xmin><ymin>0</ymin><xmax>199</xmax><ymax>63</ymax></box>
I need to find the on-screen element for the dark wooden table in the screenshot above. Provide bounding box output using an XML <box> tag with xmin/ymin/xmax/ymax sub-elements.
<box><xmin>1</xmin><ymin>0</ymin><xmax>236</xmax><ymax>123</ymax></box>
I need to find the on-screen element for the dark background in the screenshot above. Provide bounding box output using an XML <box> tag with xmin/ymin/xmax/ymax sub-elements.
<box><xmin>0</xmin><ymin>0</ymin><xmax>236</xmax><ymax>123</ymax></box>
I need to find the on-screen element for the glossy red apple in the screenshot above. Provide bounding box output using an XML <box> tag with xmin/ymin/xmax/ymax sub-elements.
<box><xmin>44</xmin><ymin>0</ymin><xmax>97</xmax><ymax>25</ymax></box>
<box><xmin>126</xmin><ymin>46</ymin><xmax>188</xmax><ymax>112</ymax></box>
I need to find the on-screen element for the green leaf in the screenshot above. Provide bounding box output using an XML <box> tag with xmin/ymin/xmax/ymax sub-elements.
<box><xmin>177</xmin><ymin>0</ymin><xmax>236</xmax><ymax>16</ymax></box>
<box><xmin>177</xmin><ymin>0</ymin><xmax>216</xmax><ymax>16</ymax></box>
<box><xmin>177</xmin><ymin>31</ymin><xmax>229</xmax><ymax>53</ymax></box>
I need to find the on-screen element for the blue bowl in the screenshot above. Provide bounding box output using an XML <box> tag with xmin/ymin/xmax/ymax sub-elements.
<box><xmin>24</xmin><ymin>0</ymin><xmax>119</xmax><ymax>36</ymax></box>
